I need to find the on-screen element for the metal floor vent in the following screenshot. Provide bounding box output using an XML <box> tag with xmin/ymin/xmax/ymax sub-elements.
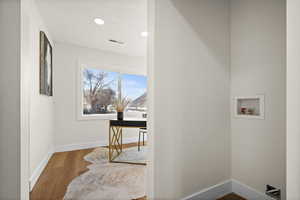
<box><xmin>266</xmin><ymin>185</ymin><xmax>281</xmax><ymax>200</ymax></box>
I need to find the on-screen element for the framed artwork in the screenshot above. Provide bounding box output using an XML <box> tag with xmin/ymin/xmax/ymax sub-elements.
<box><xmin>40</xmin><ymin>31</ymin><xmax>53</xmax><ymax>96</ymax></box>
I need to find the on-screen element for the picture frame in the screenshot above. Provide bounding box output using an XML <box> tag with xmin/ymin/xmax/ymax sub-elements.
<box><xmin>40</xmin><ymin>31</ymin><xmax>53</xmax><ymax>96</ymax></box>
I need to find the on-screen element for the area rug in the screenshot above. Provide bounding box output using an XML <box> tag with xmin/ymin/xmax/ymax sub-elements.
<box><xmin>64</xmin><ymin>147</ymin><xmax>147</xmax><ymax>200</ymax></box>
<box><xmin>85</xmin><ymin>146</ymin><xmax>147</xmax><ymax>164</ymax></box>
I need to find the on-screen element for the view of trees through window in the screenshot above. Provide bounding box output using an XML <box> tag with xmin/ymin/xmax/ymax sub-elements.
<box><xmin>83</xmin><ymin>68</ymin><xmax>147</xmax><ymax>117</ymax></box>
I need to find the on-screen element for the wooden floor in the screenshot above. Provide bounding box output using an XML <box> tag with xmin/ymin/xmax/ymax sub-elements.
<box><xmin>30</xmin><ymin>148</ymin><xmax>93</xmax><ymax>200</ymax></box>
<box><xmin>218</xmin><ymin>193</ymin><xmax>246</xmax><ymax>200</ymax></box>
<box><xmin>30</xmin><ymin>143</ymin><xmax>244</xmax><ymax>200</ymax></box>
<box><xmin>30</xmin><ymin>143</ymin><xmax>145</xmax><ymax>200</ymax></box>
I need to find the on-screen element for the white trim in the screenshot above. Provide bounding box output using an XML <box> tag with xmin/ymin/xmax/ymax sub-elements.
<box><xmin>181</xmin><ymin>180</ymin><xmax>232</xmax><ymax>200</ymax></box>
<box><xmin>29</xmin><ymin>148</ymin><xmax>54</xmax><ymax>191</ymax></box>
<box><xmin>146</xmin><ymin>0</ymin><xmax>155</xmax><ymax>198</ymax></box>
<box><xmin>181</xmin><ymin>179</ymin><xmax>278</xmax><ymax>200</ymax></box>
<box><xmin>231</xmin><ymin>179</ymin><xmax>276</xmax><ymax>200</ymax></box>
<box><xmin>29</xmin><ymin>137</ymin><xmax>141</xmax><ymax>191</ymax></box>
<box><xmin>76</xmin><ymin>61</ymin><xmax>147</xmax><ymax>121</ymax></box>
<box><xmin>54</xmin><ymin>137</ymin><xmax>141</xmax><ymax>153</ymax></box>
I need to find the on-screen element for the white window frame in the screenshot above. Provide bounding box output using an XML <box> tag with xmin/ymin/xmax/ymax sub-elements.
<box><xmin>77</xmin><ymin>60</ymin><xmax>146</xmax><ymax>121</ymax></box>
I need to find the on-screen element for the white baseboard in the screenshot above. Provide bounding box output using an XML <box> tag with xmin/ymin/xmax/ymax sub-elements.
<box><xmin>29</xmin><ymin>137</ymin><xmax>141</xmax><ymax>191</ymax></box>
<box><xmin>182</xmin><ymin>179</ymin><xmax>277</xmax><ymax>200</ymax></box>
<box><xmin>231</xmin><ymin>179</ymin><xmax>276</xmax><ymax>200</ymax></box>
<box><xmin>182</xmin><ymin>180</ymin><xmax>232</xmax><ymax>200</ymax></box>
<box><xmin>29</xmin><ymin>148</ymin><xmax>54</xmax><ymax>191</ymax></box>
<box><xmin>54</xmin><ymin>137</ymin><xmax>140</xmax><ymax>153</ymax></box>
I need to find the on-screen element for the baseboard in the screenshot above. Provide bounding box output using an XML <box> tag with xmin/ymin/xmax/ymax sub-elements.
<box><xmin>54</xmin><ymin>137</ymin><xmax>140</xmax><ymax>153</ymax></box>
<box><xmin>29</xmin><ymin>148</ymin><xmax>54</xmax><ymax>191</ymax></box>
<box><xmin>182</xmin><ymin>180</ymin><xmax>232</xmax><ymax>200</ymax></box>
<box><xmin>182</xmin><ymin>179</ymin><xmax>278</xmax><ymax>200</ymax></box>
<box><xmin>29</xmin><ymin>146</ymin><xmax>278</xmax><ymax>200</ymax></box>
<box><xmin>30</xmin><ymin>137</ymin><xmax>140</xmax><ymax>190</ymax></box>
<box><xmin>231</xmin><ymin>179</ymin><xmax>276</xmax><ymax>200</ymax></box>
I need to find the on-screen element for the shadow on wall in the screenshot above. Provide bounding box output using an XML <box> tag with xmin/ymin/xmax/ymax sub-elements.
<box><xmin>159</xmin><ymin>0</ymin><xmax>231</xmax><ymax>198</ymax></box>
<box><xmin>171</xmin><ymin>0</ymin><xmax>229</xmax><ymax>67</ymax></box>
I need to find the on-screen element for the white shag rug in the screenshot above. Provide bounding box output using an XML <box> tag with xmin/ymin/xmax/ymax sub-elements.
<box><xmin>64</xmin><ymin>147</ymin><xmax>147</xmax><ymax>200</ymax></box>
<box><xmin>85</xmin><ymin>146</ymin><xmax>147</xmax><ymax>164</ymax></box>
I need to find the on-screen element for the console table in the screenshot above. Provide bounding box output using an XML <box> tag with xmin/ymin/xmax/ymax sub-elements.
<box><xmin>109</xmin><ymin>119</ymin><xmax>147</xmax><ymax>165</ymax></box>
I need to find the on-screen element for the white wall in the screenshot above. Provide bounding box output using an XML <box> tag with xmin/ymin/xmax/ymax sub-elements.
<box><xmin>53</xmin><ymin>43</ymin><xmax>146</xmax><ymax>148</ymax></box>
<box><xmin>0</xmin><ymin>0</ymin><xmax>21</xmax><ymax>199</ymax></box>
<box><xmin>21</xmin><ymin>0</ymin><xmax>32</xmax><ymax>198</ymax></box>
<box><xmin>21</xmin><ymin>0</ymin><xmax>55</xmax><ymax>178</ymax></box>
<box><xmin>151</xmin><ymin>0</ymin><xmax>231</xmax><ymax>198</ymax></box>
<box><xmin>230</xmin><ymin>0</ymin><xmax>286</xmax><ymax>198</ymax></box>
<box><xmin>287</xmin><ymin>0</ymin><xmax>300</xmax><ymax>199</ymax></box>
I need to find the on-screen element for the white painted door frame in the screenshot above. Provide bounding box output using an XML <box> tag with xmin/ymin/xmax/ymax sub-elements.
<box><xmin>146</xmin><ymin>0</ymin><xmax>155</xmax><ymax>198</ymax></box>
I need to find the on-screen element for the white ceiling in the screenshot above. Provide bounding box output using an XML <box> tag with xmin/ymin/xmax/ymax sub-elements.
<box><xmin>36</xmin><ymin>0</ymin><xmax>147</xmax><ymax>57</ymax></box>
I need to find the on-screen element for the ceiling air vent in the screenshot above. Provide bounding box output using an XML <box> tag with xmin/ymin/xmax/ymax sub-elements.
<box><xmin>108</xmin><ymin>39</ymin><xmax>124</xmax><ymax>45</ymax></box>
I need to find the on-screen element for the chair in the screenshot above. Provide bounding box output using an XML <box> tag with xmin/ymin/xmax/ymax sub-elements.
<box><xmin>138</xmin><ymin>128</ymin><xmax>147</xmax><ymax>151</ymax></box>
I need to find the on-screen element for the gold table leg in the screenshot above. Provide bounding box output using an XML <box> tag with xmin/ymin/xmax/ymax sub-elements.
<box><xmin>108</xmin><ymin>124</ymin><xmax>147</xmax><ymax>165</ymax></box>
<box><xmin>109</xmin><ymin>126</ymin><xmax>123</xmax><ymax>162</ymax></box>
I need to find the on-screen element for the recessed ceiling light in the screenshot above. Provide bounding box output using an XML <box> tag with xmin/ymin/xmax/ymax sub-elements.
<box><xmin>94</xmin><ymin>18</ymin><xmax>105</xmax><ymax>25</ymax></box>
<box><xmin>141</xmin><ymin>31</ymin><xmax>148</xmax><ymax>37</ymax></box>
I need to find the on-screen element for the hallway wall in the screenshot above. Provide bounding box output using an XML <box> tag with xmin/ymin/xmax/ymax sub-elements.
<box><xmin>151</xmin><ymin>0</ymin><xmax>231</xmax><ymax>198</ymax></box>
<box><xmin>0</xmin><ymin>0</ymin><xmax>22</xmax><ymax>199</ymax></box>
<box><xmin>21</xmin><ymin>0</ymin><xmax>55</xmax><ymax>180</ymax></box>
<box><xmin>53</xmin><ymin>43</ymin><xmax>146</xmax><ymax>148</ymax></box>
<box><xmin>230</xmin><ymin>0</ymin><xmax>286</xmax><ymax>198</ymax></box>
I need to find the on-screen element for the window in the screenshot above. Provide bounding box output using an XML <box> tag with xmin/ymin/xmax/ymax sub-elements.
<box><xmin>122</xmin><ymin>74</ymin><xmax>147</xmax><ymax>118</ymax></box>
<box><xmin>80</xmin><ymin>67</ymin><xmax>147</xmax><ymax>119</ymax></box>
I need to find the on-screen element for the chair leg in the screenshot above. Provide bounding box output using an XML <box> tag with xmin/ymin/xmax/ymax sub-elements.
<box><xmin>138</xmin><ymin>131</ymin><xmax>141</xmax><ymax>151</ymax></box>
<box><xmin>143</xmin><ymin>132</ymin><xmax>145</xmax><ymax>146</ymax></box>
